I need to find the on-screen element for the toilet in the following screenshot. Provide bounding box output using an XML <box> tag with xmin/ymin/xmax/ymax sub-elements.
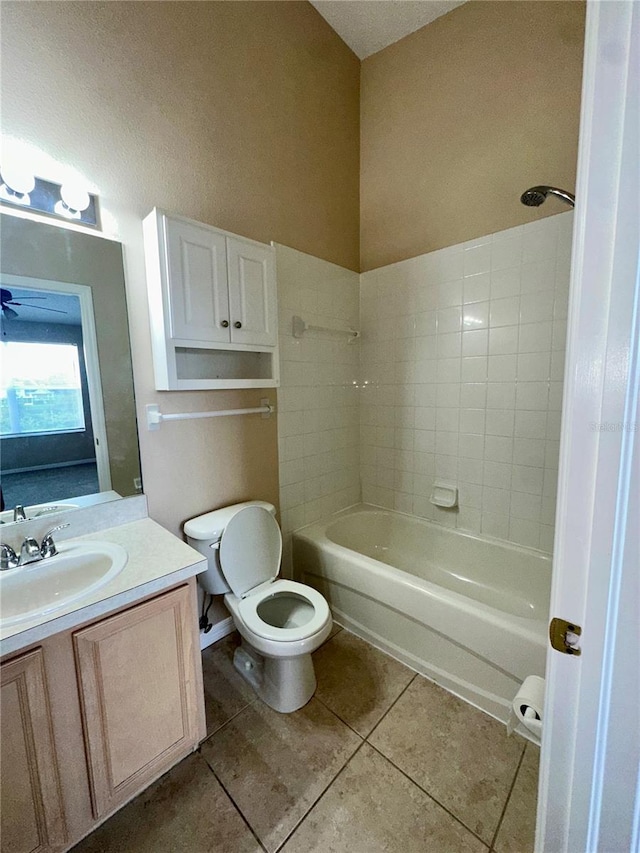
<box><xmin>184</xmin><ymin>501</ymin><xmax>332</xmax><ymax>713</ymax></box>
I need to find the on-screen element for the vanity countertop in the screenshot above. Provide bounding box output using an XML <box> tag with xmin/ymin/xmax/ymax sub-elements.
<box><xmin>0</xmin><ymin>517</ymin><xmax>205</xmax><ymax>658</ymax></box>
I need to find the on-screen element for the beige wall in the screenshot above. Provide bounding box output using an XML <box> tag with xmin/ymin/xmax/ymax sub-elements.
<box><xmin>360</xmin><ymin>1</ymin><xmax>585</xmax><ymax>271</ymax></box>
<box><xmin>0</xmin><ymin>1</ymin><xmax>360</xmax><ymax>535</ymax></box>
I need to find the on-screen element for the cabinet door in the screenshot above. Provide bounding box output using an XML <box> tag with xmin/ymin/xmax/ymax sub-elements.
<box><xmin>1</xmin><ymin>649</ymin><xmax>66</xmax><ymax>853</ymax></box>
<box><xmin>164</xmin><ymin>216</ymin><xmax>230</xmax><ymax>342</ymax></box>
<box><xmin>73</xmin><ymin>586</ymin><xmax>202</xmax><ymax>819</ymax></box>
<box><xmin>227</xmin><ymin>237</ymin><xmax>277</xmax><ymax>346</ymax></box>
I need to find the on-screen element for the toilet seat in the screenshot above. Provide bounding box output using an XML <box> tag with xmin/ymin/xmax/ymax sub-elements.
<box><xmin>237</xmin><ymin>580</ymin><xmax>330</xmax><ymax>643</ymax></box>
<box><xmin>219</xmin><ymin>506</ymin><xmax>282</xmax><ymax>598</ymax></box>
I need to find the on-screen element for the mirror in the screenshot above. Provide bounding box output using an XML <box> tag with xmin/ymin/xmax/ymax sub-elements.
<box><xmin>0</xmin><ymin>212</ymin><xmax>141</xmax><ymax>522</ymax></box>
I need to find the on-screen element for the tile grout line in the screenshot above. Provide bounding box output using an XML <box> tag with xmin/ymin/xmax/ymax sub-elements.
<box><xmin>365</xmin><ymin>740</ymin><xmax>491</xmax><ymax>849</ymax></box>
<box><xmin>488</xmin><ymin>740</ymin><xmax>528</xmax><ymax>851</ymax></box>
<box><xmin>312</xmin><ymin>693</ymin><xmax>368</xmax><ymax>739</ymax></box>
<box><xmin>272</xmin><ymin>740</ymin><xmax>369</xmax><ymax>853</ymax></box>
<box><xmin>201</xmin><ymin>759</ymin><xmax>269</xmax><ymax>853</ymax></box>
<box><xmin>199</xmin><ymin>697</ymin><xmax>259</xmax><ymax>744</ymax></box>
<box><xmin>364</xmin><ymin>671</ymin><xmax>418</xmax><ymax>741</ymax></box>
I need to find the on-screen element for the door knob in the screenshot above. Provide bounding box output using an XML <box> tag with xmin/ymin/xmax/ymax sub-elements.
<box><xmin>220</xmin><ymin>320</ymin><xmax>229</xmax><ymax>328</ymax></box>
<box><xmin>234</xmin><ymin>321</ymin><xmax>242</xmax><ymax>329</ymax></box>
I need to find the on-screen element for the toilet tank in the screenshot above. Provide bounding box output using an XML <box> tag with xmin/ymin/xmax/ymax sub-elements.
<box><xmin>184</xmin><ymin>501</ymin><xmax>277</xmax><ymax>595</ymax></box>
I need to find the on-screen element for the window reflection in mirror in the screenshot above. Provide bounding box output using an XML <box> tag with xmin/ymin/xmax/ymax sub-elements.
<box><xmin>0</xmin><ymin>213</ymin><xmax>142</xmax><ymax>520</ymax></box>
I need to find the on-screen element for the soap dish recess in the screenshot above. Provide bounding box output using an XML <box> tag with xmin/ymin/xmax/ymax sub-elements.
<box><xmin>430</xmin><ymin>481</ymin><xmax>458</xmax><ymax>508</ymax></box>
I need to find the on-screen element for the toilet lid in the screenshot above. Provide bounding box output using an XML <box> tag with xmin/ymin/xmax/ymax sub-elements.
<box><xmin>219</xmin><ymin>506</ymin><xmax>282</xmax><ymax>598</ymax></box>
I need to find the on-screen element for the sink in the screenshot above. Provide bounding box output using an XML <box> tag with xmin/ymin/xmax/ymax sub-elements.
<box><xmin>0</xmin><ymin>503</ymin><xmax>79</xmax><ymax>524</ymax></box>
<box><xmin>0</xmin><ymin>541</ymin><xmax>128</xmax><ymax>627</ymax></box>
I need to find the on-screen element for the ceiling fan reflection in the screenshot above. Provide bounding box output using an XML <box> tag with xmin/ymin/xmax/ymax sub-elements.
<box><xmin>1</xmin><ymin>288</ymin><xmax>68</xmax><ymax>320</ymax></box>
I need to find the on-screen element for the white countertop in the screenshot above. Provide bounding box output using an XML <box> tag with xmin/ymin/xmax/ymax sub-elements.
<box><xmin>0</xmin><ymin>517</ymin><xmax>206</xmax><ymax>658</ymax></box>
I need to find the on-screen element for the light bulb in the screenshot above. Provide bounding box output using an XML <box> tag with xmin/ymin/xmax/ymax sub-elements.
<box><xmin>0</xmin><ymin>164</ymin><xmax>35</xmax><ymax>204</ymax></box>
<box><xmin>60</xmin><ymin>183</ymin><xmax>90</xmax><ymax>212</ymax></box>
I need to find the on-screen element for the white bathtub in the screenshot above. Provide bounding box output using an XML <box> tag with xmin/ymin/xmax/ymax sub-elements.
<box><xmin>293</xmin><ymin>505</ymin><xmax>551</xmax><ymax>724</ymax></box>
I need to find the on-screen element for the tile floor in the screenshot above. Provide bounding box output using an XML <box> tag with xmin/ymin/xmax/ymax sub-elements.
<box><xmin>72</xmin><ymin>626</ymin><xmax>539</xmax><ymax>853</ymax></box>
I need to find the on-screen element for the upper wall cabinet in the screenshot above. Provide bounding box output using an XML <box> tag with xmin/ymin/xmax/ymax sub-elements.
<box><xmin>143</xmin><ymin>210</ymin><xmax>279</xmax><ymax>390</ymax></box>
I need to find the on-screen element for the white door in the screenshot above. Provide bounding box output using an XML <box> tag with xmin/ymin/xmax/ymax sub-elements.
<box><xmin>226</xmin><ymin>237</ymin><xmax>277</xmax><ymax>346</ymax></box>
<box><xmin>164</xmin><ymin>217</ymin><xmax>230</xmax><ymax>343</ymax></box>
<box><xmin>536</xmin><ymin>3</ymin><xmax>639</xmax><ymax>852</ymax></box>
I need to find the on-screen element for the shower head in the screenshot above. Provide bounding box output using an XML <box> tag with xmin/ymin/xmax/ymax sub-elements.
<box><xmin>520</xmin><ymin>186</ymin><xmax>575</xmax><ymax>208</ymax></box>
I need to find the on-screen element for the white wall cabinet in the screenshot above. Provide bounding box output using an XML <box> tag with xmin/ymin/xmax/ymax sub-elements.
<box><xmin>144</xmin><ymin>209</ymin><xmax>279</xmax><ymax>390</ymax></box>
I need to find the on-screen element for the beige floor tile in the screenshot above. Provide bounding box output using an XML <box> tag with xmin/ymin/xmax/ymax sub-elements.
<box><xmin>201</xmin><ymin>697</ymin><xmax>361</xmax><ymax>852</ymax></box>
<box><xmin>493</xmin><ymin>744</ymin><xmax>540</xmax><ymax>853</ymax></box>
<box><xmin>201</xmin><ymin>633</ymin><xmax>256</xmax><ymax>735</ymax></box>
<box><xmin>71</xmin><ymin>753</ymin><xmax>261</xmax><ymax>853</ymax></box>
<box><xmin>369</xmin><ymin>676</ymin><xmax>524</xmax><ymax>844</ymax></box>
<box><xmin>280</xmin><ymin>743</ymin><xmax>487</xmax><ymax>853</ymax></box>
<box><xmin>313</xmin><ymin>629</ymin><xmax>415</xmax><ymax>736</ymax></box>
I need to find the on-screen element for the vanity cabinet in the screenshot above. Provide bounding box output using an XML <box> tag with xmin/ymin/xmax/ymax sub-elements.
<box><xmin>0</xmin><ymin>649</ymin><xmax>66</xmax><ymax>853</ymax></box>
<box><xmin>143</xmin><ymin>209</ymin><xmax>279</xmax><ymax>390</ymax></box>
<box><xmin>0</xmin><ymin>580</ymin><xmax>205</xmax><ymax>853</ymax></box>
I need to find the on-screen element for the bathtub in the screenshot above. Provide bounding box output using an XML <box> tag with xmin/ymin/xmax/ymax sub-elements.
<box><xmin>293</xmin><ymin>505</ymin><xmax>551</xmax><ymax>724</ymax></box>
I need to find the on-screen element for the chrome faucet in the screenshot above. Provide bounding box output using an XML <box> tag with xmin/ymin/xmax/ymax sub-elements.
<box><xmin>13</xmin><ymin>505</ymin><xmax>27</xmax><ymax>522</ymax></box>
<box><xmin>0</xmin><ymin>523</ymin><xmax>70</xmax><ymax>570</ymax></box>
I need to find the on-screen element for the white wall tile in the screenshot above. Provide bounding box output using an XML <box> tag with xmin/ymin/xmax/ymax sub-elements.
<box><xmin>464</xmin><ymin>242</ymin><xmax>492</xmax><ymax>277</ymax></box>
<box><xmin>460</xmin><ymin>382</ymin><xmax>487</xmax><ymax>408</ymax></box>
<box><xmin>489</xmin><ymin>325</ymin><xmax>519</xmax><ymax>355</ymax></box>
<box><xmin>490</xmin><ymin>296</ymin><xmax>520</xmax><ymax>327</ymax></box>
<box><xmin>462</xmin><ymin>329</ymin><xmax>489</xmax><ymax>357</ymax></box>
<box><xmin>356</xmin><ymin>211</ymin><xmax>572</xmax><ymax>554</ymax></box>
<box><xmin>463</xmin><ymin>273</ymin><xmax>491</xmax><ymax>303</ymax></box>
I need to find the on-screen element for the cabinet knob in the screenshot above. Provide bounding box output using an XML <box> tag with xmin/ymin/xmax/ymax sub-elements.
<box><xmin>234</xmin><ymin>321</ymin><xmax>242</xmax><ymax>329</ymax></box>
<box><xmin>220</xmin><ymin>320</ymin><xmax>229</xmax><ymax>328</ymax></box>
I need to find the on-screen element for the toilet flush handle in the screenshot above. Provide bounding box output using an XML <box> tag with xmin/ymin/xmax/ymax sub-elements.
<box><xmin>209</xmin><ymin>542</ymin><xmax>220</xmax><ymax>551</ymax></box>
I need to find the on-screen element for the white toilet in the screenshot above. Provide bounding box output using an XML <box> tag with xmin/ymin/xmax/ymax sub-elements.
<box><xmin>184</xmin><ymin>501</ymin><xmax>332</xmax><ymax>713</ymax></box>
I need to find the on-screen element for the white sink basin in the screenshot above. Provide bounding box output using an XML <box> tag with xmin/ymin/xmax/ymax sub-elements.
<box><xmin>0</xmin><ymin>541</ymin><xmax>128</xmax><ymax>627</ymax></box>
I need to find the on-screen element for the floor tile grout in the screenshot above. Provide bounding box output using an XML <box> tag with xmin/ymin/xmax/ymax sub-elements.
<box><xmin>313</xmin><ymin>693</ymin><xmax>366</xmax><ymax>740</ymax></box>
<box><xmin>488</xmin><ymin>739</ymin><xmax>528</xmax><ymax>851</ymax></box>
<box><xmin>364</xmin><ymin>671</ymin><xmax>418</xmax><ymax>741</ymax></box>
<box><xmin>365</xmin><ymin>740</ymin><xmax>491</xmax><ymax>849</ymax></box>
<box><xmin>201</xmin><ymin>756</ymin><xmax>269</xmax><ymax>853</ymax></box>
<box><xmin>272</xmin><ymin>740</ymin><xmax>368</xmax><ymax>853</ymax></box>
<box><xmin>200</xmin><ymin>697</ymin><xmax>258</xmax><ymax>744</ymax></box>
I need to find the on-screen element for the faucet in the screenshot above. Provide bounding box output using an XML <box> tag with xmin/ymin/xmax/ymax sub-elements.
<box><xmin>0</xmin><ymin>523</ymin><xmax>70</xmax><ymax>570</ymax></box>
<box><xmin>13</xmin><ymin>505</ymin><xmax>27</xmax><ymax>522</ymax></box>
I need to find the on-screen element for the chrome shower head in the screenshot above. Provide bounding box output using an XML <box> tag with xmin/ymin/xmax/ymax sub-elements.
<box><xmin>521</xmin><ymin>186</ymin><xmax>575</xmax><ymax>208</ymax></box>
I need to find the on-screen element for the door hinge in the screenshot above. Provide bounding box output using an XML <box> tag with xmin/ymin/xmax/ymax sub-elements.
<box><xmin>549</xmin><ymin>617</ymin><xmax>582</xmax><ymax>655</ymax></box>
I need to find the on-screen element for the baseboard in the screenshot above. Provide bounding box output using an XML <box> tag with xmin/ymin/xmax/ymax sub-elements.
<box><xmin>199</xmin><ymin>616</ymin><xmax>235</xmax><ymax>650</ymax></box>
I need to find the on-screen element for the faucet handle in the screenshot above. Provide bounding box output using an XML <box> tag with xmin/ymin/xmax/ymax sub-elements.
<box><xmin>40</xmin><ymin>524</ymin><xmax>70</xmax><ymax>559</ymax></box>
<box><xmin>1</xmin><ymin>543</ymin><xmax>19</xmax><ymax>570</ymax></box>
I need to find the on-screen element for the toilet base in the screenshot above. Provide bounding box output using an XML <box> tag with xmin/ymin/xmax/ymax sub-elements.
<box><xmin>233</xmin><ymin>640</ymin><xmax>317</xmax><ymax>713</ymax></box>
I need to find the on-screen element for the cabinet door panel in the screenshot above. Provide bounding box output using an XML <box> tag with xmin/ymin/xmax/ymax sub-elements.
<box><xmin>1</xmin><ymin>649</ymin><xmax>66</xmax><ymax>853</ymax></box>
<box><xmin>164</xmin><ymin>217</ymin><xmax>229</xmax><ymax>342</ymax></box>
<box><xmin>227</xmin><ymin>238</ymin><xmax>277</xmax><ymax>346</ymax></box>
<box><xmin>73</xmin><ymin>586</ymin><xmax>201</xmax><ymax>819</ymax></box>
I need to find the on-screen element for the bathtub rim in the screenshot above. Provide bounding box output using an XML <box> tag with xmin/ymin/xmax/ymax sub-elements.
<box><xmin>295</xmin><ymin>501</ymin><xmax>554</xmax><ymax>563</ymax></box>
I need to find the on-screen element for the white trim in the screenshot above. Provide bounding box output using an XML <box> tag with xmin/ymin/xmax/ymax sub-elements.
<box><xmin>1</xmin><ymin>274</ymin><xmax>112</xmax><ymax>492</ymax></box>
<box><xmin>199</xmin><ymin>616</ymin><xmax>235</xmax><ymax>651</ymax></box>
<box><xmin>537</xmin><ymin>2</ymin><xmax>640</xmax><ymax>851</ymax></box>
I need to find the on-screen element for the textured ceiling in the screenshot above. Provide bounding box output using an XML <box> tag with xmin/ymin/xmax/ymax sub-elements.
<box><xmin>310</xmin><ymin>0</ymin><xmax>467</xmax><ymax>59</ymax></box>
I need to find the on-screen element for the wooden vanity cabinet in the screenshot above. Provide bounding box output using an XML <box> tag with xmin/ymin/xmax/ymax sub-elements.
<box><xmin>0</xmin><ymin>580</ymin><xmax>205</xmax><ymax>853</ymax></box>
<box><xmin>74</xmin><ymin>585</ymin><xmax>202</xmax><ymax>819</ymax></box>
<box><xmin>0</xmin><ymin>649</ymin><xmax>66</xmax><ymax>853</ymax></box>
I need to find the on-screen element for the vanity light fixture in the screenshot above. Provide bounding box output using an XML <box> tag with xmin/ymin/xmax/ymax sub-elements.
<box><xmin>0</xmin><ymin>165</ymin><xmax>100</xmax><ymax>228</ymax></box>
<box><xmin>0</xmin><ymin>164</ymin><xmax>36</xmax><ymax>205</ymax></box>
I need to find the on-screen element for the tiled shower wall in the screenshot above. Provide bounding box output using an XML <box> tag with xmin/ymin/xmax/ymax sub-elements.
<box><xmin>359</xmin><ymin>213</ymin><xmax>572</xmax><ymax>552</ymax></box>
<box><xmin>275</xmin><ymin>245</ymin><xmax>360</xmax><ymax>572</ymax></box>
